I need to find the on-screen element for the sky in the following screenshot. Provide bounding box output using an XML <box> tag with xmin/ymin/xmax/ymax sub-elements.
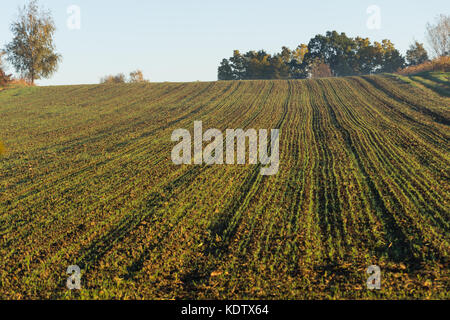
<box><xmin>0</xmin><ymin>0</ymin><xmax>449</xmax><ymax>85</ymax></box>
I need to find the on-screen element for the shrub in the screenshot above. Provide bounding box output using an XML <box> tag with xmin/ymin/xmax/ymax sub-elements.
<box><xmin>129</xmin><ymin>70</ymin><xmax>149</xmax><ymax>83</ymax></box>
<box><xmin>0</xmin><ymin>68</ymin><xmax>12</xmax><ymax>87</ymax></box>
<box><xmin>397</xmin><ymin>56</ymin><xmax>450</xmax><ymax>75</ymax></box>
<box><xmin>100</xmin><ymin>73</ymin><xmax>126</xmax><ymax>84</ymax></box>
<box><xmin>100</xmin><ymin>71</ymin><xmax>149</xmax><ymax>84</ymax></box>
<box><xmin>310</xmin><ymin>61</ymin><xmax>333</xmax><ymax>78</ymax></box>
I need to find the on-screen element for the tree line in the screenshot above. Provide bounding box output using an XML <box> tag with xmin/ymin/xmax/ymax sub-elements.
<box><xmin>219</xmin><ymin>31</ymin><xmax>409</xmax><ymax>80</ymax></box>
<box><xmin>218</xmin><ymin>15</ymin><xmax>449</xmax><ymax>80</ymax></box>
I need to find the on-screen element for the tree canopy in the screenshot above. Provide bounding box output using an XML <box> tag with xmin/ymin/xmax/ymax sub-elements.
<box><xmin>5</xmin><ymin>0</ymin><xmax>61</xmax><ymax>85</ymax></box>
<box><xmin>218</xmin><ymin>31</ymin><xmax>406</xmax><ymax>80</ymax></box>
<box><xmin>406</xmin><ymin>42</ymin><xmax>429</xmax><ymax>66</ymax></box>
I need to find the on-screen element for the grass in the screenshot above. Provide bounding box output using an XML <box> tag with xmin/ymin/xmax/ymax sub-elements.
<box><xmin>0</xmin><ymin>73</ymin><xmax>449</xmax><ymax>299</ymax></box>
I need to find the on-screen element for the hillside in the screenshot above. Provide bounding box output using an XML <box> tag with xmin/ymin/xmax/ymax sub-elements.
<box><xmin>0</xmin><ymin>73</ymin><xmax>449</xmax><ymax>299</ymax></box>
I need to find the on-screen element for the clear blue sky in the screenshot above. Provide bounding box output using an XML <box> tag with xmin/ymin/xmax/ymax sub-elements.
<box><xmin>0</xmin><ymin>0</ymin><xmax>449</xmax><ymax>85</ymax></box>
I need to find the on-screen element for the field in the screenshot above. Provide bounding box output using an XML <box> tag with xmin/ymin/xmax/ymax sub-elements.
<box><xmin>0</xmin><ymin>73</ymin><xmax>449</xmax><ymax>299</ymax></box>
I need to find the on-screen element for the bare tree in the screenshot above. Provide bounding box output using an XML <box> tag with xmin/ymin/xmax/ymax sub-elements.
<box><xmin>426</xmin><ymin>14</ymin><xmax>450</xmax><ymax>57</ymax></box>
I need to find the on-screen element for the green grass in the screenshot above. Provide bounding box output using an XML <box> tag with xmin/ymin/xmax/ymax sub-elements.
<box><xmin>0</xmin><ymin>73</ymin><xmax>449</xmax><ymax>299</ymax></box>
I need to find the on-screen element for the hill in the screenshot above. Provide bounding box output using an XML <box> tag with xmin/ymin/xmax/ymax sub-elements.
<box><xmin>0</xmin><ymin>73</ymin><xmax>449</xmax><ymax>299</ymax></box>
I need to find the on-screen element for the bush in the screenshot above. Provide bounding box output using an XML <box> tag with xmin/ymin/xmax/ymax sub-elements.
<box><xmin>0</xmin><ymin>68</ymin><xmax>12</xmax><ymax>87</ymax></box>
<box><xmin>397</xmin><ymin>56</ymin><xmax>450</xmax><ymax>75</ymax></box>
<box><xmin>100</xmin><ymin>73</ymin><xmax>126</xmax><ymax>84</ymax></box>
<box><xmin>129</xmin><ymin>70</ymin><xmax>148</xmax><ymax>83</ymax></box>
<box><xmin>100</xmin><ymin>71</ymin><xmax>149</xmax><ymax>84</ymax></box>
<box><xmin>310</xmin><ymin>61</ymin><xmax>333</xmax><ymax>78</ymax></box>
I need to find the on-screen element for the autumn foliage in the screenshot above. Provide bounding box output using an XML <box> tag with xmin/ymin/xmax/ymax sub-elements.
<box><xmin>0</xmin><ymin>68</ymin><xmax>12</xmax><ymax>87</ymax></box>
<box><xmin>397</xmin><ymin>56</ymin><xmax>450</xmax><ymax>75</ymax></box>
<box><xmin>310</xmin><ymin>61</ymin><xmax>333</xmax><ymax>78</ymax></box>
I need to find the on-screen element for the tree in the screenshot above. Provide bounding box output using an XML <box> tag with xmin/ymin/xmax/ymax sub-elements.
<box><xmin>5</xmin><ymin>0</ymin><xmax>61</xmax><ymax>85</ymax></box>
<box><xmin>305</xmin><ymin>31</ymin><xmax>358</xmax><ymax>76</ymax></box>
<box><xmin>303</xmin><ymin>31</ymin><xmax>405</xmax><ymax>76</ymax></box>
<box><xmin>272</xmin><ymin>47</ymin><xmax>291</xmax><ymax>79</ymax></box>
<box><xmin>129</xmin><ymin>70</ymin><xmax>148</xmax><ymax>83</ymax></box>
<box><xmin>353</xmin><ymin>37</ymin><xmax>380</xmax><ymax>74</ymax></box>
<box><xmin>245</xmin><ymin>50</ymin><xmax>272</xmax><ymax>79</ymax></box>
<box><xmin>292</xmin><ymin>44</ymin><xmax>308</xmax><ymax>64</ymax></box>
<box><xmin>376</xmin><ymin>40</ymin><xmax>405</xmax><ymax>73</ymax></box>
<box><xmin>268</xmin><ymin>54</ymin><xmax>289</xmax><ymax>79</ymax></box>
<box><xmin>426</xmin><ymin>14</ymin><xmax>450</xmax><ymax>57</ymax></box>
<box><xmin>406</xmin><ymin>41</ymin><xmax>429</xmax><ymax>66</ymax></box>
<box><xmin>218</xmin><ymin>47</ymin><xmax>308</xmax><ymax>80</ymax></box>
<box><xmin>229</xmin><ymin>50</ymin><xmax>247</xmax><ymax>80</ymax></box>
<box><xmin>289</xmin><ymin>44</ymin><xmax>309</xmax><ymax>79</ymax></box>
<box><xmin>218</xmin><ymin>59</ymin><xmax>234</xmax><ymax>80</ymax></box>
<box><xmin>310</xmin><ymin>34</ymin><xmax>405</xmax><ymax>75</ymax></box>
